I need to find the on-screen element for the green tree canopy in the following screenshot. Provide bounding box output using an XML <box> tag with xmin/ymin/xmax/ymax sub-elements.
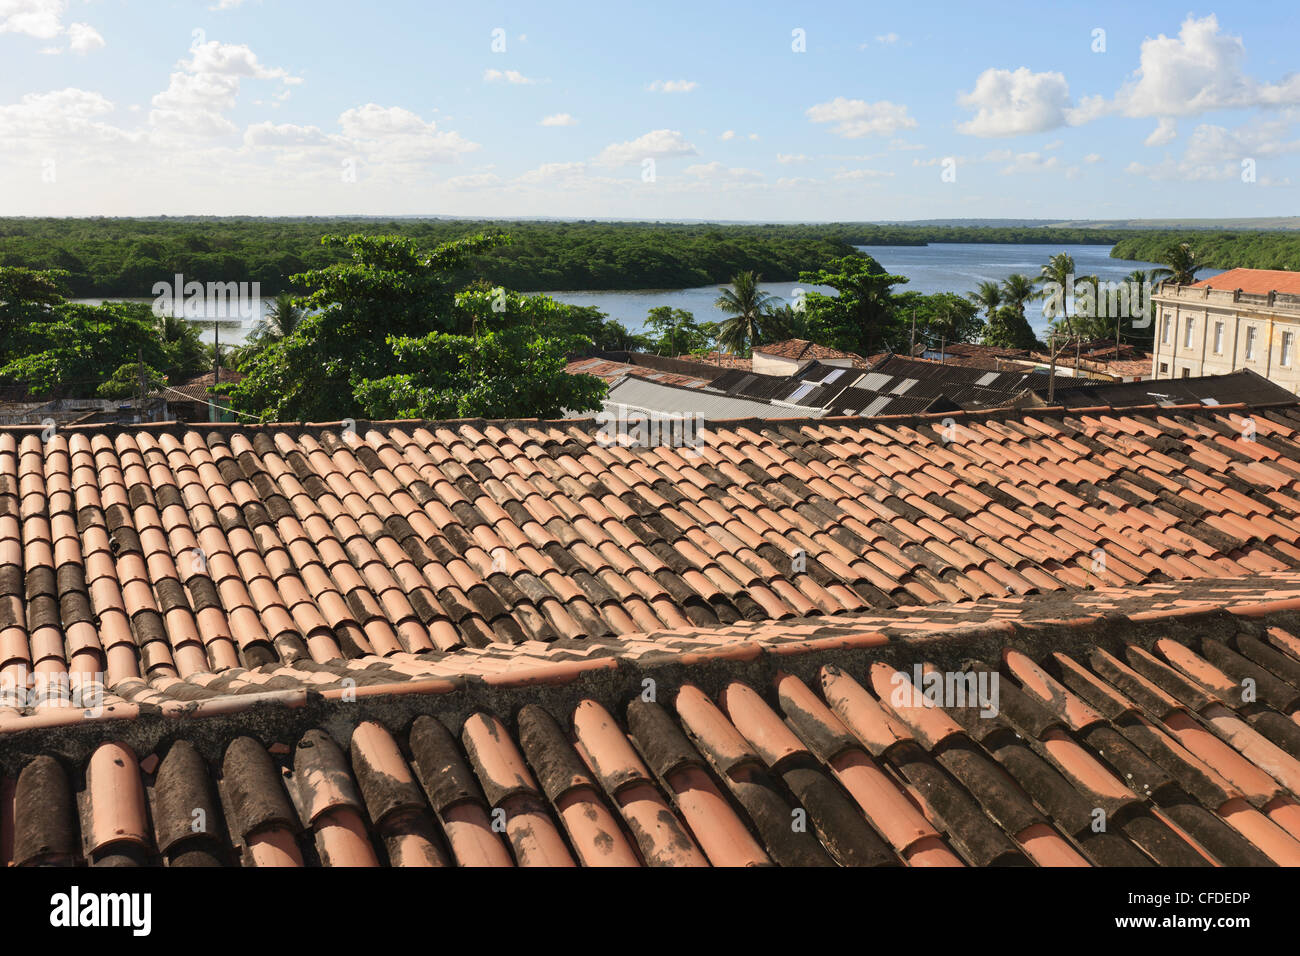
<box><xmin>714</xmin><ymin>271</ymin><xmax>783</xmax><ymax>356</ymax></box>
<box><xmin>797</xmin><ymin>255</ymin><xmax>910</xmax><ymax>356</ymax></box>
<box><xmin>644</xmin><ymin>306</ymin><xmax>715</xmax><ymax>355</ymax></box>
<box><xmin>229</xmin><ymin>232</ymin><xmax>507</xmax><ymax>421</ymax></box>
<box><xmin>353</xmin><ymin>290</ymin><xmax>606</xmax><ymax>420</ymax></box>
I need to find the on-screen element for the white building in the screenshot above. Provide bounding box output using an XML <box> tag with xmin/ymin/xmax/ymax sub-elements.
<box><xmin>1151</xmin><ymin>269</ymin><xmax>1300</xmax><ymax>394</ymax></box>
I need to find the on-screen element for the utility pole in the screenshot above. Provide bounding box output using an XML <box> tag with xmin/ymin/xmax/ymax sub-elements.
<box><xmin>212</xmin><ymin>320</ymin><xmax>220</xmax><ymax>424</ymax></box>
<box><xmin>910</xmin><ymin>309</ymin><xmax>916</xmax><ymax>356</ymax></box>
<box><xmin>136</xmin><ymin>347</ymin><xmax>146</xmax><ymax>421</ymax></box>
<box><xmin>1048</xmin><ymin>333</ymin><xmax>1058</xmax><ymax>404</ymax></box>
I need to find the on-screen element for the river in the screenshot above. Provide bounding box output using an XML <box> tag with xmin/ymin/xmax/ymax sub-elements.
<box><xmin>75</xmin><ymin>242</ymin><xmax>1217</xmax><ymax>345</ymax></box>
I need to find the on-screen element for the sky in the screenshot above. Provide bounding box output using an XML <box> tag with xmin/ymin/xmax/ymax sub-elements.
<box><xmin>0</xmin><ymin>0</ymin><xmax>1297</xmax><ymax>220</ymax></box>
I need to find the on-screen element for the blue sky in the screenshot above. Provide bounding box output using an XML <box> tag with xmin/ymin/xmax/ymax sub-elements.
<box><xmin>0</xmin><ymin>0</ymin><xmax>1296</xmax><ymax>218</ymax></box>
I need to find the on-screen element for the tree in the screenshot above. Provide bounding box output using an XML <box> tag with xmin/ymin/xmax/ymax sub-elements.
<box><xmin>895</xmin><ymin>292</ymin><xmax>983</xmax><ymax>347</ymax></box>
<box><xmin>229</xmin><ymin>232</ymin><xmax>507</xmax><ymax>422</ymax></box>
<box><xmin>1036</xmin><ymin>252</ymin><xmax>1102</xmax><ymax>339</ymax></box>
<box><xmin>715</xmin><ymin>271</ymin><xmax>783</xmax><ymax>355</ymax></box>
<box><xmin>353</xmin><ymin>290</ymin><xmax>606</xmax><ymax>420</ymax></box>
<box><xmin>260</xmin><ymin>292</ymin><xmax>303</xmax><ymax>341</ymax></box>
<box><xmin>98</xmin><ymin>361</ymin><xmax>164</xmax><ymax>400</ymax></box>
<box><xmin>155</xmin><ymin>313</ymin><xmax>209</xmax><ymax>381</ymax></box>
<box><xmin>967</xmin><ymin>280</ymin><xmax>1003</xmax><ymax>325</ymax></box>
<box><xmin>0</xmin><ymin>266</ymin><xmax>69</xmax><ymax>358</ymax></box>
<box><xmin>1152</xmin><ymin>242</ymin><xmax>1203</xmax><ymax>286</ymax></box>
<box><xmin>644</xmin><ymin>306</ymin><xmax>714</xmax><ymax>355</ymax></box>
<box><xmin>984</xmin><ymin>273</ymin><xmax>1041</xmax><ymax>349</ymax></box>
<box><xmin>797</xmin><ymin>255</ymin><xmax>910</xmax><ymax>356</ymax></box>
<box><xmin>1</xmin><ymin>301</ymin><xmax>171</xmax><ymax>397</ymax></box>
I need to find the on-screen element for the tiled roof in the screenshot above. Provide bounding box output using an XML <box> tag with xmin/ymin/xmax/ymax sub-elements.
<box><xmin>754</xmin><ymin>339</ymin><xmax>868</xmax><ymax>366</ymax></box>
<box><xmin>6</xmin><ymin>574</ymin><xmax>1300</xmax><ymax>866</ymax></box>
<box><xmin>1192</xmin><ymin>268</ymin><xmax>1300</xmax><ymax>297</ymax></box>
<box><xmin>7</xmin><ymin>400</ymin><xmax>1300</xmax><ymax>866</ymax></box>
<box><xmin>671</xmin><ymin>351</ymin><xmax>752</xmax><ymax>371</ymax></box>
<box><xmin>566</xmin><ymin>356</ymin><xmax>718</xmax><ymax>389</ymax></box>
<box><xmin>1034</xmin><ymin>370</ymin><xmax>1298</xmax><ymax>410</ymax></box>
<box><xmin>5</xmin><ymin>402</ymin><xmax>1300</xmax><ymax>689</ymax></box>
<box><xmin>157</xmin><ymin>368</ymin><xmax>244</xmax><ymax>405</ymax></box>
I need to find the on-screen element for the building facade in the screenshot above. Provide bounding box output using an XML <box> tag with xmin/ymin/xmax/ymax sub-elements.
<box><xmin>1150</xmin><ymin>269</ymin><xmax>1300</xmax><ymax>394</ymax></box>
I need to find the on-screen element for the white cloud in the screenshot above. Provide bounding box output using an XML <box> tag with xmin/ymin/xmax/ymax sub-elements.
<box><xmin>483</xmin><ymin>68</ymin><xmax>536</xmax><ymax>85</ymax></box>
<box><xmin>876</xmin><ymin>33</ymin><xmax>899</xmax><ymax>45</ymax></box>
<box><xmin>685</xmin><ymin>162</ymin><xmax>762</xmax><ymax>181</ymax></box>
<box><xmin>1084</xmin><ymin>152</ymin><xmax>1103</xmax><ymax>164</ymax></box>
<box><xmin>151</xmin><ymin>42</ymin><xmax>300</xmax><ymax>144</ymax></box>
<box><xmin>66</xmin><ymin>21</ymin><xmax>102</xmax><ymax>54</ymax></box>
<box><xmin>748</xmin><ymin>132</ymin><xmax>759</xmax><ymax>140</ymax></box>
<box><xmin>956</xmin><ymin>67</ymin><xmax>1075</xmax><ymax>137</ymax></box>
<box><xmin>516</xmin><ymin>161</ymin><xmax>586</xmax><ymax>183</ymax></box>
<box><xmin>442</xmin><ymin>171</ymin><xmax>503</xmax><ymax>190</ymax></box>
<box><xmin>833</xmin><ymin>167</ymin><xmax>893</xmax><ymax>180</ymax></box>
<box><xmin>593</xmin><ymin>128</ymin><xmax>697</xmax><ymax>166</ymax></box>
<box><xmin>1144</xmin><ymin>117</ymin><xmax>1178</xmax><ymax>146</ymax></box>
<box><xmin>719</xmin><ymin>129</ymin><xmax>735</xmax><ymax>140</ymax></box>
<box><xmin>212</xmin><ymin>0</ymin><xmax>250</xmax><ymax>9</ymax></box>
<box><xmin>540</xmin><ymin>113</ymin><xmax>577</xmax><ymax>126</ymax></box>
<box><xmin>1081</xmin><ymin>15</ymin><xmax>1300</xmax><ymax>122</ymax></box>
<box><xmin>243</xmin><ymin>121</ymin><xmax>331</xmax><ymax>148</ymax></box>
<box><xmin>648</xmin><ymin>80</ymin><xmax>697</xmax><ymax>93</ymax></box>
<box><xmin>777</xmin><ymin>153</ymin><xmax>811</xmax><ymax>164</ymax></box>
<box><xmin>1126</xmin><ymin>114</ymin><xmax>1300</xmax><ymax>183</ymax></box>
<box><xmin>1043</xmin><ymin>138</ymin><xmax>1063</xmax><ymax>150</ymax></box>
<box><xmin>152</xmin><ymin>72</ymin><xmax>240</xmax><ymax>114</ymax></box>
<box><xmin>806</xmin><ymin>97</ymin><xmax>917</xmax><ymax>138</ymax></box>
<box><xmin>337</xmin><ymin>103</ymin><xmax>478</xmax><ymax>163</ymax></box>
<box><xmin>0</xmin><ymin>0</ymin><xmax>66</xmax><ymax>39</ymax></box>
<box><xmin>998</xmin><ymin>151</ymin><xmax>1060</xmax><ymax>175</ymax></box>
<box><xmin>182</xmin><ymin>41</ymin><xmax>298</xmax><ymax>81</ymax></box>
<box><xmin>0</xmin><ymin>88</ymin><xmax>130</xmax><ymax>149</ymax></box>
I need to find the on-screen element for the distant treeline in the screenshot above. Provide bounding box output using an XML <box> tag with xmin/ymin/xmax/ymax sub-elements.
<box><xmin>1</xmin><ymin>217</ymin><xmax>1297</xmax><ymax>296</ymax></box>
<box><xmin>1110</xmin><ymin>231</ymin><xmax>1300</xmax><ymax>272</ymax></box>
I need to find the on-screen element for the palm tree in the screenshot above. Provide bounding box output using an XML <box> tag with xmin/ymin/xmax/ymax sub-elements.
<box><xmin>1152</xmin><ymin>242</ymin><xmax>1202</xmax><ymax>286</ymax></box>
<box><xmin>1000</xmin><ymin>273</ymin><xmax>1036</xmax><ymax>322</ymax></box>
<box><xmin>259</xmin><ymin>292</ymin><xmax>302</xmax><ymax>341</ymax></box>
<box><xmin>968</xmin><ymin>280</ymin><xmax>1002</xmax><ymax>325</ymax></box>
<box><xmin>715</xmin><ymin>271</ymin><xmax>782</xmax><ymax>356</ymax></box>
<box><xmin>1036</xmin><ymin>251</ymin><xmax>1078</xmax><ymax>337</ymax></box>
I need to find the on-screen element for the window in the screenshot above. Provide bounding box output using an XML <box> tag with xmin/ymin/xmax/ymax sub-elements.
<box><xmin>1183</xmin><ymin>317</ymin><xmax>1195</xmax><ymax>349</ymax></box>
<box><xmin>1245</xmin><ymin>325</ymin><xmax>1258</xmax><ymax>361</ymax></box>
<box><xmin>1159</xmin><ymin>362</ymin><xmax>1169</xmax><ymax>374</ymax></box>
<box><xmin>1213</xmin><ymin>321</ymin><xmax>1224</xmax><ymax>354</ymax></box>
<box><xmin>1180</xmin><ymin>367</ymin><xmax>1191</xmax><ymax>378</ymax></box>
<box><xmin>1162</xmin><ymin>315</ymin><xmax>1172</xmax><ymax>345</ymax></box>
<box><xmin>1284</xmin><ymin>332</ymin><xmax>1295</xmax><ymax>367</ymax></box>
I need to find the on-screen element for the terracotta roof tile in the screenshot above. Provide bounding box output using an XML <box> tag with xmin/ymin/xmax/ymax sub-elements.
<box><xmin>7</xmin><ymin>403</ymin><xmax>1300</xmax><ymax>865</ymax></box>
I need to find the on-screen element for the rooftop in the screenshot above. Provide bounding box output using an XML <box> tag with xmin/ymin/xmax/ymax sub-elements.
<box><xmin>5</xmin><ymin>398</ymin><xmax>1300</xmax><ymax>867</ymax></box>
<box><xmin>1032</xmin><ymin>370</ymin><xmax>1299</xmax><ymax>410</ymax></box>
<box><xmin>755</xmin><ymin>339</ymin><xmax>869</xmax><ymax>366</ymax></box>
<box><xmin>1192</xmin><ymin>268</ymin><xmax>1300</xmax><ymax>298</ymax></box>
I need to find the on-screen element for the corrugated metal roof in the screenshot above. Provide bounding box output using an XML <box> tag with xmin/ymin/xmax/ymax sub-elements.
<box><xmin>600</xmin><ymin>376</ymin><xmax>826</xmax><ymax>419</ymax></box>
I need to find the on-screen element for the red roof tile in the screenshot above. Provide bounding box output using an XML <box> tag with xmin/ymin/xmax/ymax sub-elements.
<box><xmin>753</xmin><ymin>339</ymin><xmax>868</xmax><ymax>366</ymax></box>
<box><xmin>5</xmin><ymin>402</ymin><xmax>1300</xmax><ymax>866</ymax></box>
<box><xmin>1192</xmin><ymin>268</ymin><xmax>1300</xmax><ymax>297</ymax></box>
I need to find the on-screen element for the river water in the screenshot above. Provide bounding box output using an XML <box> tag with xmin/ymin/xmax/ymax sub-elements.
<box><xmin>75</xmin><ymin>242</ymin><xmax>1217</xmax><ymax>345</ymax></box>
